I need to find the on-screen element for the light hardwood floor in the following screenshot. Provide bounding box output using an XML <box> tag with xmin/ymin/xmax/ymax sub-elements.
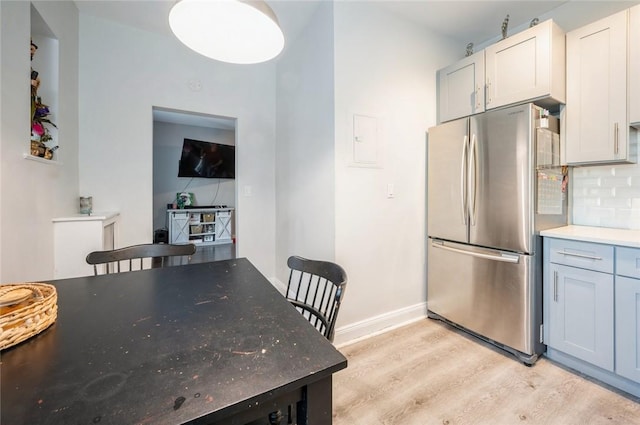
<box><xmin>188</xmin><ymin>243</ymin><xmax>236</xmax><ymax>263</ymax></box>
<box><xmin>332</xmin><ymin>319</ymin><xmax>640</xmax><ymax>425</ymax></box>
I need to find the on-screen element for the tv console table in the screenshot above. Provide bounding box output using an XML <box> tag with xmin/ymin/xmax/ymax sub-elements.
<box><xmin>167</xmin><ymin>207</ymin><xmax>233</xmax><ymax>246</ymax></box>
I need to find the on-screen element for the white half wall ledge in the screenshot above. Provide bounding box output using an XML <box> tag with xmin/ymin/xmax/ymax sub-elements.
<box><xmin>333</xmin><ymin>302</ymin><xmax>428</xmax><ymax>348</ymax></box>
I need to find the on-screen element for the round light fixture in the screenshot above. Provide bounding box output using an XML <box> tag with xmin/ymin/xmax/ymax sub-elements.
<box><xmin>169</xmin><ymin>0</ymin><xmax>285</xmax><ymax>64</ymax></box>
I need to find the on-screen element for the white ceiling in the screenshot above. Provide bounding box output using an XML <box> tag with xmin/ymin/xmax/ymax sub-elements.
<box><xmin>72</xmin><ymin>0</ymin><xmax>637</xmax><ymax>128</ymax></box>
<box><xmin>73</xmin><ymin>0</ymin><xmax>638</xmax><ymax>47</ymax></box>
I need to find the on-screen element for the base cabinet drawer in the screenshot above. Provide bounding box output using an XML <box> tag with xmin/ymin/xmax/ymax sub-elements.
<box><xmin>548</xmin><ymin>239</ymin><xmax>614</xmax><ymax>273</ymax></box>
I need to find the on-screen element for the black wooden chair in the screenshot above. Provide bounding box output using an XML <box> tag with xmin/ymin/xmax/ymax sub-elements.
<box><xmin>258</xmin><ymin>256</ymin><xmax>348</xmax><ymax>425</ymax></box>
<box><xmin>285</xmin><ymin>255</ymin><xmax>348</xmax><ymax>343</ymax></box>
<box><xmin>86</xmin><ymin>243</ymin><xmax>196</xmax><ymax>275</ymax></box>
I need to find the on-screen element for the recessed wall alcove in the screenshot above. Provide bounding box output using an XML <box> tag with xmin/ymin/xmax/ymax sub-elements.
<box><xmin>29</xmin><ymin>4</ymin><xmax>59</xmax><ymax>163</ymax></box>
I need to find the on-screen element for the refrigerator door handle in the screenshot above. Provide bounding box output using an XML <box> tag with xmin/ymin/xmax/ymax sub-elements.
<box><xmin>468</xmin><ymin>133</ymin><xmax>478</xmax><ymax>226</ymax></box>
<box><xmin>431</xmin><ymin>240</ymin><xmax>520</xmax><ymax>263</ymax></box>
<box><xmin>460</xmin><ymin>135</ymin><xmax>469</xmax><ymax>225</ymax></box>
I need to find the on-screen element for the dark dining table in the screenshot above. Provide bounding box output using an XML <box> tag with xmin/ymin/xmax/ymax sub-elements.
<box><xmin>1</xmin><ymin>258</ymin><xmax>347</xmax><ymax>425</ymax></box>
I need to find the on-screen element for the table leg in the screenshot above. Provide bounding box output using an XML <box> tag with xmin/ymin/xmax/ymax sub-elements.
<box><xmin>297</xmin><ymin>376</ymin><xmax>333</xmax><ymax>425</ymax></box>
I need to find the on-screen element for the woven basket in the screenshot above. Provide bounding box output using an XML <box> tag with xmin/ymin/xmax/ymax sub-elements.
<box><xmin>0</xmin><ymin>283</ymin><xmax>57</xmax><ymax>350</ymax></box>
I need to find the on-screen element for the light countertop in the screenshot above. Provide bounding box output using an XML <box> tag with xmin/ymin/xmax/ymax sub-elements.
<box><xmin>51</xmin><ymin>211</ymin><xmax>119</xmax><ymax>223</ymax></box>
<box><xmin>540</xmin><ymin>225</ymin><xmax>640</xmax><ymax>248</ymax></box>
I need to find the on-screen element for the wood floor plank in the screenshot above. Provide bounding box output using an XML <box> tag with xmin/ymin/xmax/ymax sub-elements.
<box><xmin>333</xmin><ymin>319</ymin><xmax>640</xmax><ymax>425</ymax></box>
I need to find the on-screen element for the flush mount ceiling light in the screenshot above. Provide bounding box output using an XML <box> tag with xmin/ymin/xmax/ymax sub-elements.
<box><xmin>169</xmin><ymin>0</ymin><xmax>285</xmax><ymax>64</ymax></box>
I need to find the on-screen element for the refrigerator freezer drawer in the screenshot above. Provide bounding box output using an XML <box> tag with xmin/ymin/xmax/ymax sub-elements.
<box><xmin>427</xmin><ymin>239</ymin><xmax>542</xmax><ymax>358</ymax></box>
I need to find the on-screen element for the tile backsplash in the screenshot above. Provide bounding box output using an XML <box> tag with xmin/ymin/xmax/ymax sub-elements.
<box><xmin>571</xmin><ymin>162</ymin><xmax>640</xmax><ymax>229</ymax></box>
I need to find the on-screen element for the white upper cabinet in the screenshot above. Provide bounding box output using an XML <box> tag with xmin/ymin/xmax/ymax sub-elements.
<box><xmin>437</xmin><ymin>51</ymin><xmax>485</xmax><ymax>123</ymax></box>
<box><xmin>630</xmin><ymin>5</ymin><xmax>640</xmax><ymax>126</ymax></box>
<box><xmin>485</xmin><ymin>20</ymin><xmax>566</xmax><ymax>110</ymax></box>
<box><xmin>565</xmin><ymin>10</ymin><xmax>635</xmax><ymax>164</ymax></box>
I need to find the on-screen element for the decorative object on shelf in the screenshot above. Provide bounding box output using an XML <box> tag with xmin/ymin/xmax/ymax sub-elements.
<box><xmin>530</xmin><ymin>18</ymin><xmax>539</xmax><ymax>28</ymax></box>
<box><xmin>501</xmin><ymin>14</ymin><xmax>510</xmax><ymax>39</ymax></box>
<box><xmin>30</xmin><ymin>39</ymin><xmax>57</xmax><ymax>160</ymax></box>
<box><xmin>44</xmin><ymin>145</ymin><xmax>58</xmax><ymax>160</ymax></box>
<box><xmin>176</xmin><ymin>192</ymin><xmax>194</xmax><ymax>209</ymax></box>
<box><xmin>0</xmin><ymin>283</ymin><xmax>58</xmax><ymax>350</ymax></box>
<box><xmin>465</xmin><ymin>42</ymin><xmax>474</xmax><ymax>57</ymax></box>
<box><xmin>79</xmin><ymin>196</ymin><xmax>93</xmax><ymax>215</ymax></box>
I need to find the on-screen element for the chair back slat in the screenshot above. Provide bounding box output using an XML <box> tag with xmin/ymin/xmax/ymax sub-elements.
<box><xmin>286</xmin><ymin>256</ymin><xmax>347</xmax><ymax>342</ymax></box>
<box><xmin>86</xmin><ymin>243</ymin><xmax>196</xmax><ymax>276</ymax></box>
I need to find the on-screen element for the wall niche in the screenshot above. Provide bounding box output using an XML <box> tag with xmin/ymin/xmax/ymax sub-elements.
<box><xmin>29</xmin><ymin>4</ymin><xmax>59</xmax><ymax>162</ymax></box>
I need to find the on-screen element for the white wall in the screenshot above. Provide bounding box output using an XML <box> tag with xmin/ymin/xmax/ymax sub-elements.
<box><xmin>0</xmin><ymin>1</ymin><xmax>79</xmax><ymax>282</ymax></box>
<box><xmin>78</xmin><ymin>14</ymin><xmax>277</xmax><ymax>277</ymax></box>
<box><xmin>332</xmin><ymin>2</ymin><xmax>460</xmax><ymax>343</ymax></box>
<box><xmin>275</xmin><ymin>1</ymin><xmax>336</xmax><ymax>286</ymax></box>
<box><xmin>152</xmin><ymin>121</ymin><xmax>236</xmax><ymax>232</ymax></box>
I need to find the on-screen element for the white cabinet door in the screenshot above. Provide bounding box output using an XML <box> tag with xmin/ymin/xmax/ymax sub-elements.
<box><xmin>630</xmin><ymin>5</ymin><xmax>640</xmax><ymax>126</ymax></box>
<box><xmin>215</xmin><ymin>210</ymin><xmax>232</xmax><ymax>241</ymax></box>
<box><xmin>168</xmin><ymin>211</ymin><xmax>190</xmax><ymax>243</ymax></box>
<box><xmin>615</xmin><ymin>246</ymin><xmax>640</xmax><ymax>384</ymax></box>
<box><xmin>616</xmin><ymin>276</ymin><xmax>640</xmax><ymax>384</ymax></box>
<box><xmin>548</xmin><ymin>263</ymin><xmax>614</xmax><ymax>371</ymax></box>
<box><xmin>566</xmin><ymin>10</ymin><xmax>630</xmax><ymax>164</ymax></box>
<box><xmin>485</xmin><ymin>20</ymin><xmax>565</xmax><ymax>110</ymax></box>
<box><xmin>438</xmin><ymin>51</ymin><xmax>485</xmax><ymax>123</ymax></box>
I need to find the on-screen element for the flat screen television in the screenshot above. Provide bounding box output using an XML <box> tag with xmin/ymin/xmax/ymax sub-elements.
<box><xmin>178</xmin><ymin>138</ymin><xmax>235</xmax><ymax>179</ymax></box>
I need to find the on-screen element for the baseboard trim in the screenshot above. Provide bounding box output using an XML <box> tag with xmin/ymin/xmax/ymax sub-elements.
<box><xmin>333</xmin><ymin>302</ymin><xmax>428</xmax><ymax>348</ymax></box>
<box><xmin>270</xmin><ymin>277</ymin><xmax>287</xmax><ymax>295</ymax></box>
<box><xmin>270</xmin><ymin>277</ymin><xmax>427</xmax><ymax>349</ymax></box>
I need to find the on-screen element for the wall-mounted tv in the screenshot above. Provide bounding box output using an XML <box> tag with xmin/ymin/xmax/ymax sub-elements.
<box><xmin>178</xmin><ymin>138</ymin><xmax>235</xmax><ymax>179</ymax></box>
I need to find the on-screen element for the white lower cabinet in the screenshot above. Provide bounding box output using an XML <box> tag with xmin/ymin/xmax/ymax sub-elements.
<box><xmin>616</xmin><ymin>276</ymin><xmax>640</xmax><ymax>383</ymax></box>
<box><xmin>544</xmin><ymin>237</ymin><xmax>640</xmax><ymax>397</ymax></box>
<box><xmin>167</xmin><ymin>208</ymin><xmax>234</xmax><ymax>246</ymax></box>
<box><xmin>546</xmin><ymin>239</ymin><xmax>614</xmax><ymax>370</ymax></box>
<box><xmin>548</xmin><ymin>263</ymin><xmax>614</xmax><ymax>371</ymax></box>
<box><xmin>615</xmin><ymin>247</ymin><xmax>640</xmax><ymax>383</ymax></box>
<box><xmin>53</xmin><ymin>212</ymin><xmax>119</xmax><ymax>279</ymax></box>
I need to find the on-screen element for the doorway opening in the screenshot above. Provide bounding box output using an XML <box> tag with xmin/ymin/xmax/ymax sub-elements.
<box><xmin>152</xmin><ymin>107</ymin><xmax>237</xmax><ymax>262</ymax></box>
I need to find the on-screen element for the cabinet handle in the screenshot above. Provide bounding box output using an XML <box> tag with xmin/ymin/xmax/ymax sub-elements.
<box><xmin>553</xmin><ymin>271</ymin><xmax>558</xmax><ymax>302</ymax></box>
<box><xmin>486</xmin><ymin>79</ymin><xmax>491</xmax><ymax>104</ymax></box>
<box><xmin>614</xmin><ymin>122</ymin><xmax>619</xmax><ymax>155</ymax></box>
<box><xmin>476</xmin><ymin>85</ymin><xmax>481</xmax><ymax>110</ymax></box>
<box><xmin>554</xmin><ymin>250</ymin><xmax>602</xmax><ymax>261</ymax></box>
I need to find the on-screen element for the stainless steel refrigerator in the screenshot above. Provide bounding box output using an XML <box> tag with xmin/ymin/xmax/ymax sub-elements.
<box><xmin>427</xmin><ymin>102</ymin><xmax>566</xmax><ymax>364</ymax></box>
